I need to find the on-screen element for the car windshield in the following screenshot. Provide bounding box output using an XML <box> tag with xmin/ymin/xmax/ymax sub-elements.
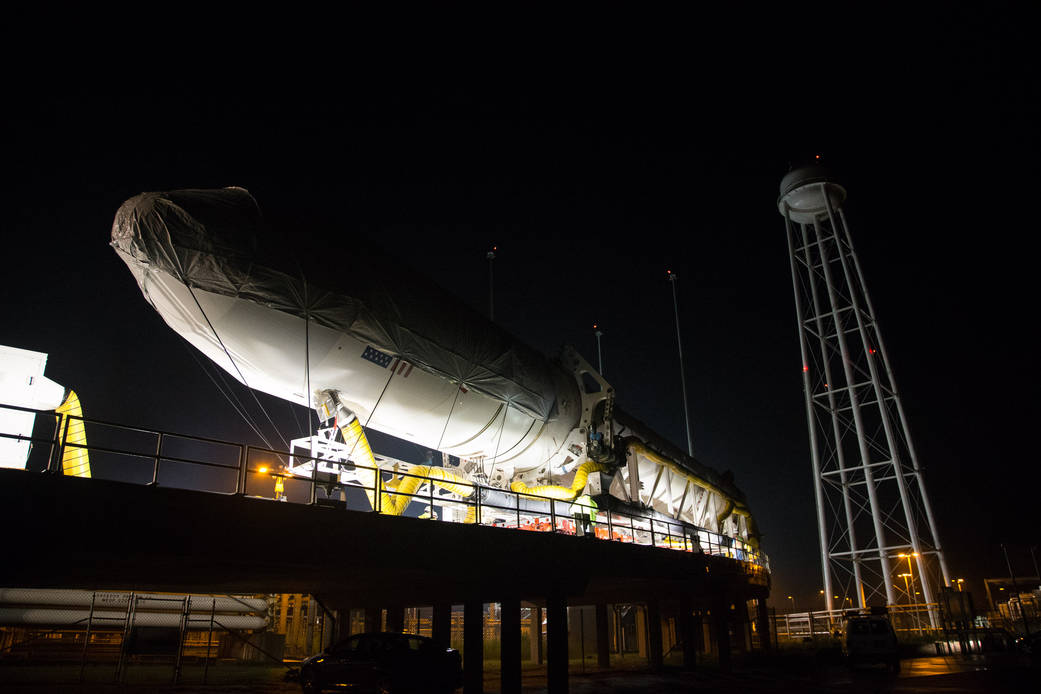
<box><xmin>328</xmin><ymin>636</ymin><xmax>363</xmax><ymax>655</ymax></box>
<box><xmin>849</xmin><ymin>619</ymin><xmax>891</xmax><ymax>635</ymax></box>
<box><xmin>327</xmin><ymin>634</ymin><xmax>433</xmax><ymax>656</ymax></box>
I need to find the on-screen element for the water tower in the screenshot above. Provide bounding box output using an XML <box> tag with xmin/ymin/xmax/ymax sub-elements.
<box><xmin>779</xmin><ymin>164</ymin><xmax>950</xmax><ymax>623</ymax></box>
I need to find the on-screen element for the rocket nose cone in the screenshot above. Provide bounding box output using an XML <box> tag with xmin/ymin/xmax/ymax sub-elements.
<box><xmin>110</xmin><ymin>187</ymin><xmax>262</xmax><ymax>266</ymax></box>
<box><xmin>110</xmin><ymin>191</ymin><xmax>159</xmax><ymax>257</ymax></box>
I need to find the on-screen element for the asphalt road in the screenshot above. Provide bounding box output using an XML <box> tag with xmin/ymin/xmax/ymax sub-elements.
<box><xmin>0</xmin><ymin>654</ymin><xmax>1034</xmax><ymax>693</ymax></box>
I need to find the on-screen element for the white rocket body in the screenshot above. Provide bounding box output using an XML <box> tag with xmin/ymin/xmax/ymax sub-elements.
<box><xmin>112</xmin><ymin>189</ymin><xmax>582</xmax><ymax>487</ymax></box>
<box><xmin>110</xmin><ymin>188</ymin><xmax>761</xmax><ymax>549</ymax></box>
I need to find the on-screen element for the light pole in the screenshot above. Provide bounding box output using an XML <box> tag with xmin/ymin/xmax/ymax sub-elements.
<box><xmin>593</xmin><ymin>324</ymin><xmax>604</xmax><ymax>375</ymax></box>
<box><xmin>900</xmin><ymin>573</ymin><xmax>913</xmax><ymax>603</ymax></box>
<box><xmin>820</xmin><ymin>590</ymin><xmax>826</xmax><ymax>611</ymax></box>
<box><xmin>899</xmin><ymin>552</ymin><xmax>919</xmax><ymax>603</ymax></box>
<box><xmin>787</xmin><ymin>595</ymin><xmax>796</xmax><ymax>612</ymax></box>
<box><xmin>1031</xmin><ymin>545</ymin><xmax>1039</xmax><ymax>588</ymax></box>
<box><xmin>486</xmin><ymin>246</ymin><xmax>497</xmax><ymax>321</ymax></box>
<box><xmin>1001</xmin><ymin>543</ymin><xmax>1032</xmax><ymax>636</ymax></box>
<box><xmin>667</xmin><ymin>270</ymin><xmax>694</xmax><ymax>457</ymax></box>
<box><xmin>900</xmin><ymin>551</ymin><xmax>924</xmax><ymax>634</ymax></box>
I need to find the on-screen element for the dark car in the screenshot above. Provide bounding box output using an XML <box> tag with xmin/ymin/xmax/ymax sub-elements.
<box><xmin>841</xmin><ymin>615</ymin><xmax>900</xmax><ymax>672</ymax></box>
<box><xmin>298</xmin><ymin>632</ymin><xmax>462</xmax><ymax>694</ymax></box>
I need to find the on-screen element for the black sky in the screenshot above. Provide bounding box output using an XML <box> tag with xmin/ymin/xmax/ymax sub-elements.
<box><xmin>4</xmin><ymin>14</ymin><xmax>1038</xmax><ymax>606</ymax></box>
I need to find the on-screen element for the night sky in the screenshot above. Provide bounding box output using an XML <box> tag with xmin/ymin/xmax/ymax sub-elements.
<box><xmin>4</xmin><ymin>16</ymin><xmax>1037</xmax><ymax>609</ymax></box>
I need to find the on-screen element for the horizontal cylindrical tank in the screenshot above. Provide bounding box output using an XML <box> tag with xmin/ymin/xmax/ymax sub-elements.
<box><xmin>0</xmin><ymin>608</ymin><xmax>267</xmax><ymax>629</ymax></box>
<box><xmin>0</xmin><ymin>588</ymin><xmax>268</xmax><ymax>613</ymax></box>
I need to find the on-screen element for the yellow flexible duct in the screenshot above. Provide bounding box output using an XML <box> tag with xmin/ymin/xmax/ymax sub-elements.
<box><xmin>334</xmin><ymin>413</ymin><xmax>475</xmax><ymax>515</ymax></box>
<box><xmin>733</xmin><ymin>509</ymin><xmax>760</xmax><ymax>548</ymax></box>
<box><xmin>381</xmin><ymin>466</ymin><xmax>475</xmax><ymax>516</ymax></box>
<box><xmin>509</xmin><ymin>460</ymin><xmax>606</xmax><ymax>500</ymax></box>
<box><xmin>339</xmin><ymin>418</ymin><xmax>379</xmax><ymax>509</ymax></box>
<box><xmin>715</xmin><ymin>497</ymin><xmax>735</xmax><ymax>532</ymax></box>
<box><xmin>55</xmin><ymin>391</ymin><xmax>90</xmax><ymax>478</ymax></box>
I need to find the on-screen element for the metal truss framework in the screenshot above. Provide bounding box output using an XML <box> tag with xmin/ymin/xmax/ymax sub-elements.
<box><xmin>783</xmin><ymin>182</ymin><xmax>950</xmax><ymax>624</ymax></box>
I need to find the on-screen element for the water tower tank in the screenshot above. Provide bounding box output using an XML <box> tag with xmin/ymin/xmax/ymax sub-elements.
<box><xmin>777</xmin><ymin>165</ymin><xmax>846</xmax><ymax>223</ymax></box>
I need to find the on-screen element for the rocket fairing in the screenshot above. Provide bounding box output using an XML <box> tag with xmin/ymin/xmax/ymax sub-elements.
<box><xmin>110</xmin><ymin>187</ymin><xmax>583</xmax><ymax>486</ymax></box>
<box><xmin>111</xmin><ymin>187</ymin><xmax>760</xmax><ymax>545</ymax></box>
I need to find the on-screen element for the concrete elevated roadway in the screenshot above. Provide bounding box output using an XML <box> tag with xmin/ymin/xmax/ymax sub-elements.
<box><xmin>0</xmin><ymin>469</ymin><xmax>770</xmax><ymax>693</ymax></box>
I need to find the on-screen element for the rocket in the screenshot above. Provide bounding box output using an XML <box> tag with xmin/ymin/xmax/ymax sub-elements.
<box><xmin>111</xmin><ymin>187</ymin><xmax>760</xmax><ymax>545</ymax></box>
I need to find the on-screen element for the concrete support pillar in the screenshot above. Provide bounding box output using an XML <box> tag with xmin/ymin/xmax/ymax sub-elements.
<box><xmin>305</xmin><ymin>596</ymin><xmax>316</xmax><ymax>653</ymax></box>
<box><xmin>595</xmin><ymin>602</ymin><xmax>610</xmax><ymax>668</ymax></box>
<box><xmin>730</xmin><ymin>601</ymin><xmax>744</xmax><ymax>653</ymax></box>
<box><xmin>712</xmin><ymin>600</ymin><xmax>731</xmax><ymax>672</ymax></box>
<box><xmin>500</xmin><ymin>597</ymin><xmax>521</xmax><ymax>694</ymax></box>
<box><xmin>363</xmin><ymin>607</ymin><xmax>380</xmax><ymax>634</ymax></box>
<box><xmin>679</xmin><ymin>598</ymin><xmax>696</xmax><ymax>671</ymax></box>
<box><xmin>530</xmin><ymin>606</ymin><xmax>543</xmax><ymax>664</ymax></box>
<box><xmin>385</xmin><ymin>605</ymin><xmax>404</xmax><ymax>633</ymax></box>
<box><xmin>734</xmin><ymin>599</ymin><xmax>749</xmax><ymax>653</ymax></box>
<box><xmin>635</xmin><ymin>605</ymin><xmax>647</xmax><ymax>658</ymax></box>
<box><xmin>432</xmin><ymin>602</ymin><xmax>452</xmax><ymax>650</ymax></box>
<box><xmin>546</xmin><ymin>594</ymin><xmax>568</xmax><ymax>694</ymax></box>
<box><xmin>335</xmin><ymin>608</ymin><xmax>353</xmax><ymax>640</ymax></box>
<box><xmin>646</xmin><ymin>599</ymin><xmax>663</xmax><ymax>672</ymax></box>
<box><xmin>463</xmin><ymin>600</ymin><xmax>484</xmax><ymax>694</ymax></box>
<box><xmin>756</xmin><ymin>599</ymin><xmax>772</xmax><ymax>651</ymax></box>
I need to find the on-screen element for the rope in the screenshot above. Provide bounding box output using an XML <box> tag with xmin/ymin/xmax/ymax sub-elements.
<box><xmin>486</xmin><ymin>401</ymin><xmax>509</xmax><ymax>482</ymax></box>
<box><xmin>184</xmin><ymin>284</ymin><xmax>290</xmax><ymax>451</ymax></box>
<box><xmin>434</xmin><ymin>386</ymin><xmax>462</xmax><ymax>452</ymax></box>
<box><xmin>181</xmin><ymin>339</ymin><xmax>276</xmax><ymax>450</ymax></box>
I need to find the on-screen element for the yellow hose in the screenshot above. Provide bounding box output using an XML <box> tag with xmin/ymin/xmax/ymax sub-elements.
<box><xmin>336</xmin><ymin>414</ymin><xmax>475</xmax><ymax>515</ymax></box>
<box><xmin>509</xmin><ymin>460</ymin><xmax>606</xmax><ymax>500</ymax></box>
<box><xmin>55</xmin><ymin>391</ymin><xmax>90</xmax><ymax>478</ymax></box>
<box><xmin>381</xmin><ymin>466</ymin><xmax>476</xmax><ymax>516</ymax></box>
<box><xmin>716</xmin><ymin>497</ymin><xmax>735</xmax><ymax>532</ymax></box>
<box><xmin>340</xmin><ymin>418</ymin><xmax>379</xmax><ymax>509</ymax></box>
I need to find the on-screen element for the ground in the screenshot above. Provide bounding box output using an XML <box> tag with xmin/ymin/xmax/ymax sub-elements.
<box><xmin>0</xmin><ymin>652</ymin><xmax>1035</xmax><ymax>693</ymax></box>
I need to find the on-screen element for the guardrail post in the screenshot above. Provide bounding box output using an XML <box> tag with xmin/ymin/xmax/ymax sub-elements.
<box><xmin>79</xmin><ymin>590</ymin><xmax>96</xmax><ymax>682</ymax></box>
<box><xmin>173</xmin><ymin>596</ymin><xmax>191</xmax><ymax>684</ymax></box>
<box><xmin>204</xmin><ymin>598</ymin><xmax>216</xmax><ymax>683</ymax></box>
<box><xmin>309</xmin><ymin>451</ymin><xmax>319</xmax><ymax>506</ymax></box>
<box><xmin>375</xmin><ymin>472</ymin><xmax>381</xmax><ymax>513</ymax></box>
<box><xmin>549</xmin><ymin>498</ymin><xmax>556</xmax><ymax>532</ymax></box>
<box><xmin>236</xmin><ymin>445</ymin><xmax>247</xmax><ymax>495</ymax></box>
<box><xmin>515</xmin><ymin>492</ymin><xmax>521</xmax><ymax>528</ymax></box>
<box><xmin>150</xmin><ymin>432</ymin><xmax>164</xmax><ymax>486</ymax></box>
<box><xmin>51</xmin><ymin>414</ymin><xmax>72</xmax><ymax>475</ymax></box>
<box><xmin>47</xmin><ymin>412</ymin><xmax>63</xmax><ymax>473</ymax></box>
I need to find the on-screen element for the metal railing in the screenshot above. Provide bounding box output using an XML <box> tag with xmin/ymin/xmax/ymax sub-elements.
<box><xmin>773</xmin><ymin>603</ymin><xmax>943</xmax><ymax>639</ymax></box>
<box><xmin>1</xmin><ymin>404</ymin><xmax>769</xmax><ymax>572</ymax></box>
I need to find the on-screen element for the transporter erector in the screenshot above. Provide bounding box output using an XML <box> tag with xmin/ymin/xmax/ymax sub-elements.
<box><xmin>111</xmin><ymin>187</ymin><xmax>761</xmax><ymax>552</ymax></box>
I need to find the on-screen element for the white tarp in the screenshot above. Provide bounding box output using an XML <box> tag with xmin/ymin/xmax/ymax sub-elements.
<box><xmin>111</xmin><ymin>188</ymin><xmax>560</xmax><ymax>421</ymax></box>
